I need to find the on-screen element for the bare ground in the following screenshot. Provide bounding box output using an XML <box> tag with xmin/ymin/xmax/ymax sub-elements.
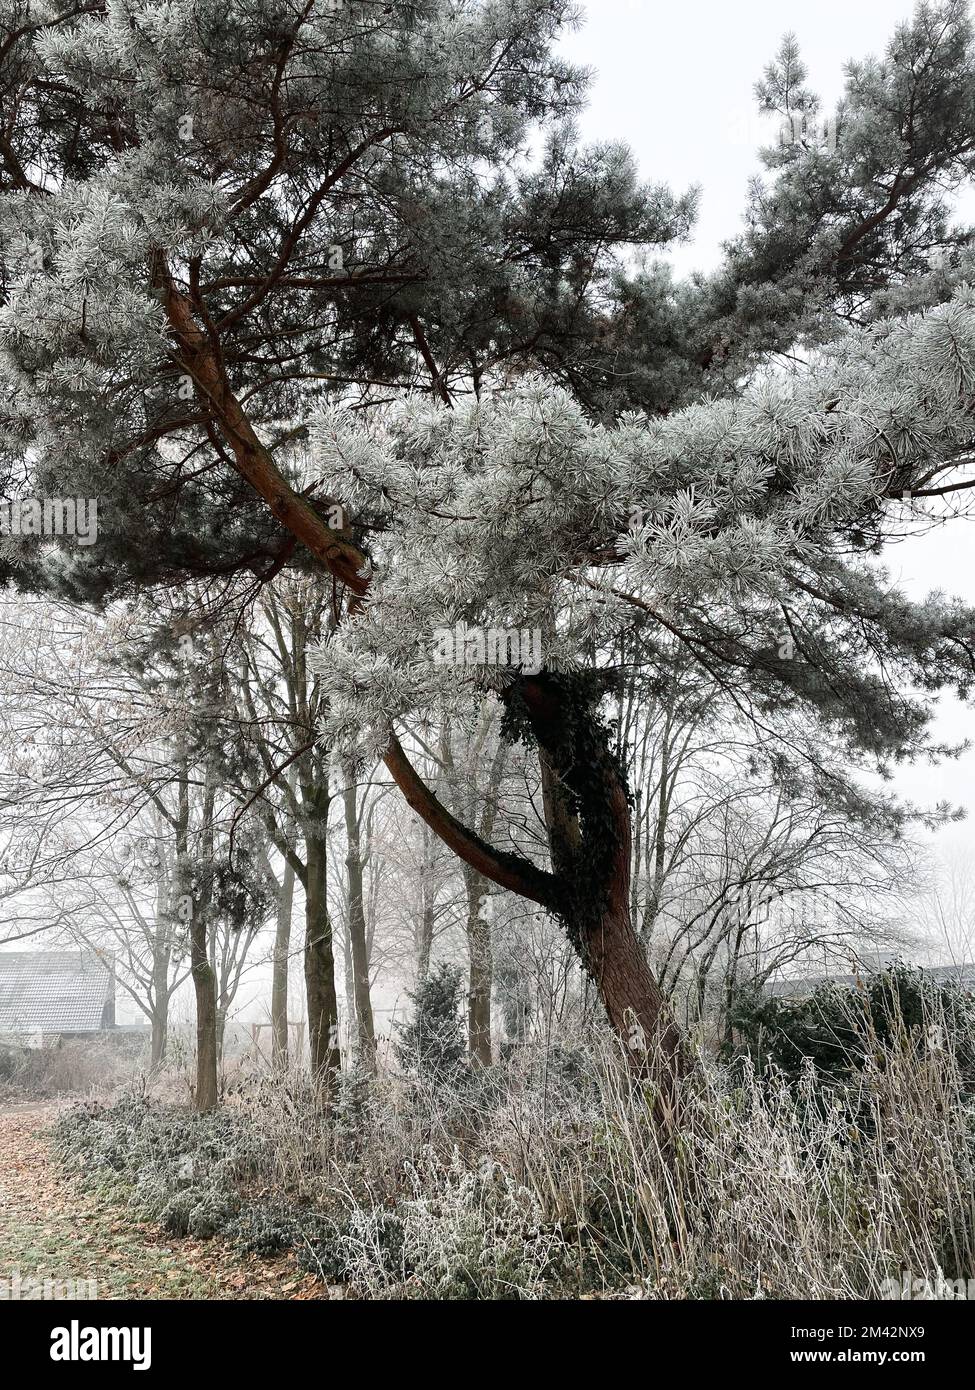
<box><xmin>0</xmin><ymin>1100</ymin><xmax>327</xmax><ymax>1300</ymax></box>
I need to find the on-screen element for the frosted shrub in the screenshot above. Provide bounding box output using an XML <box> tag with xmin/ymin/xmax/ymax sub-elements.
<box><xmin>337</xmin><ymin>1151</ymin><xmax>566</xmax><ymax>1300</ymax></box>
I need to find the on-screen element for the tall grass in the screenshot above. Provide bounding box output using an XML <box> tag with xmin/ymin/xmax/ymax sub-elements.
<box><xmin>220</xmin><ymin>1018</ymin><xmax>975</xmax><ymax>1296</ymax></box>
<box><xmin>55</xmin><ymin>987</ymin><xmax>975</xmax><ymax>1299</ymax></box>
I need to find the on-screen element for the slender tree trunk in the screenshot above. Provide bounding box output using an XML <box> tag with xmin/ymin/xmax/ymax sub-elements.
<box><xmin>176</xmin><ymin>759</ymin><xmax>219</xmax><ymax>1114</ymax></box>
<box><xmin>459</xmin><ymin>733</ymin><xmax>506</xmax><ymax>1068</ymax></box>
<box><xmin>149</xmin><ymin>880</ymin><xmax>171</xmax><ymax>1069</ymax></box>
<box><xmin>630</xmin><ymin>784</ymin><xmax>643</xmax><ymax>931</ymax></box>
<box><xmin>415</xmin><ymin>821</ymin><xmax>436</xmax><ymax>982</ymax></box>
<box><xmin>149</xmin><ymin>1007</ymin><xmax>168</xmax><ymax>1070</ymax></box>
<box><xmin>464</xmin><ymin>869</ymin><xmax>493</xmax><ymax>1067</ymax></box>
<box><xmin>417</xmin><ymin>902</ymin><xmax>434</xmax><ymax>983</ymax></box>
<box><xmin>215</xmin><ymin>1002</ymin><xmax>228</xmax><ymax>1067</ymax></box>
<box><xmin>149</xmin><ymin>955</ymin><xmax>170</xmax><ymax>1069</ymax></box>
<box><xmin>342</xmin><ymin>914</ymin><xmax>355</xmax><ymax>1046</ymax></box>
<box><xmin>343</xmin><ymin>784</ymin><xmax>375</xmax><ymax>1069</ymax></box>
<box><xmin>640</xmin><ymin>706</ymin><xmax>673</xmax><ymax>944</ymax></box>
<box><xmin>647</xmin><ymin>729</ymin><xmax>670</xmax><ymax>927</ymax></box>
<box><xmin>271</xmin><ymin>860</ymin><xmax>295</xmax><ymax>1066</ymax></box>
<box><xmin>190</xmin><ymin>915</ymin><xmax>219</xmax><ymax>1112</ymax></box>
<box><xmin>304</xmin><ymin>835</ymin><xmax>341</xmax><ymax>1083</ymax></box>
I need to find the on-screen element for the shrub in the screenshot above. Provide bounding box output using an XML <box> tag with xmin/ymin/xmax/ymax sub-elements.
<box><xmin>0</xmin><ymin>1039</ymin><xmax>26</xmax><ymax>1082</ymax></box>
<box><xmin>298</xmin><ymin>1207</ymin><xmax>410</xmax><ymax>1286</ymax></box>
<box><xmin>301</xmin><ymin>1157</ymin><xmax>567</xmax><ymax>1299</ymax></box>
<box><xmin>160</xmin><ymin>1186</ymin><xmax>240</xmax><ymax>1239</ymax></box>
<box><xmin>0</xmin><ymin>1036</ymin><xmax>145</xmax><ymax>1098</ymax></box>
<box><xmin>395</xmin><ymin>962</ymin><xmax>467</xmax><ymax>1082</ymax></box>
<box><xmin>231</xmin><ymin>1200</ymin><xmax>337</xmax><ymax>1258</ymax></box>
<box><xmin>53</xmin><ymin>1096</ymin><xmax>268</xmax><ymax>1241</ymax></box>
<box><xmin>726</xmin><ymin>963</ymin><xmax>975</xmax><ymax>1089</ymax></box>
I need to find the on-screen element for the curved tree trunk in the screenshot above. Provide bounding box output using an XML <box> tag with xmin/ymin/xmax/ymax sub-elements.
<box><xmin>563</xmin><ymin>807</ymin><xmax>686</xmax><ymax>1113</ymax></box>
<box><xmin>523</xmin><ymin>677</ymin><xmax>687</xmax><ymax>1110</ymax></box>
<box><xmin>162</xmin><ymin>273</ymin><xmax>685</xmax><ymax>1106</ymax></box>
<box><xmin>580</xmin><ymin>905</ymin><xmax>684</xmax><ymax>1078</ymax></box>
<box><xmin>177</xmin><ymin>349</ymin><xmax>684</xmax><ymax>1097</ymax></box>
<box><xmin>385</xmin><ymin>706</ymin><xmax>687</xmax><ymax>1104</ymax></box>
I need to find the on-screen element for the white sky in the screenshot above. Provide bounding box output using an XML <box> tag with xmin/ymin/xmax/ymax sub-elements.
<box><xmin>561</xmin><ymin>1</ymin><xmax>975</xmax><ymax>846</ymax></box>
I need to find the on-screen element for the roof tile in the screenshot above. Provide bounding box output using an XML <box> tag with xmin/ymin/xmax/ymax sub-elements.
<box><xmin>0</xmin><ymin>951</ymin><xmax>114</xmax><ymax>1034</ymax></box>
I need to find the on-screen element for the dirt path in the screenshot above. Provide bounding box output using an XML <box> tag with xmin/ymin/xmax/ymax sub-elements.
<box><xmin>0</xmin><ymin>1101</ymin><xmax>325</xmax><ymax>1299</ymax></box>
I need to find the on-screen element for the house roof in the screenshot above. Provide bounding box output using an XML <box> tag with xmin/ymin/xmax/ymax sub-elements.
<box><xmin>0</xmin><ymin>951</ymin><xmax>114</xmax><ymax>1034</ymax></box>
<box><xmin>768</xmin><ymin>962</ymin><xmax>975</xmax><ymax>999</ymax></box>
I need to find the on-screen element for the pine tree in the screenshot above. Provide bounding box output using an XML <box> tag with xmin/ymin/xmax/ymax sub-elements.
<box><xmin>4</xmin><ymin>0</ymin><xmax>975</xmax><ymax>1098</ymax></box>
<box><xmin>395</xmin><ymin>960</ymin><xmax>466</xmax><ymax>1082</ymax></box>
<box><xmin>0</xmin><ymin>0</ymin><xmax>694</xmax><ymax>600</ymax></box>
